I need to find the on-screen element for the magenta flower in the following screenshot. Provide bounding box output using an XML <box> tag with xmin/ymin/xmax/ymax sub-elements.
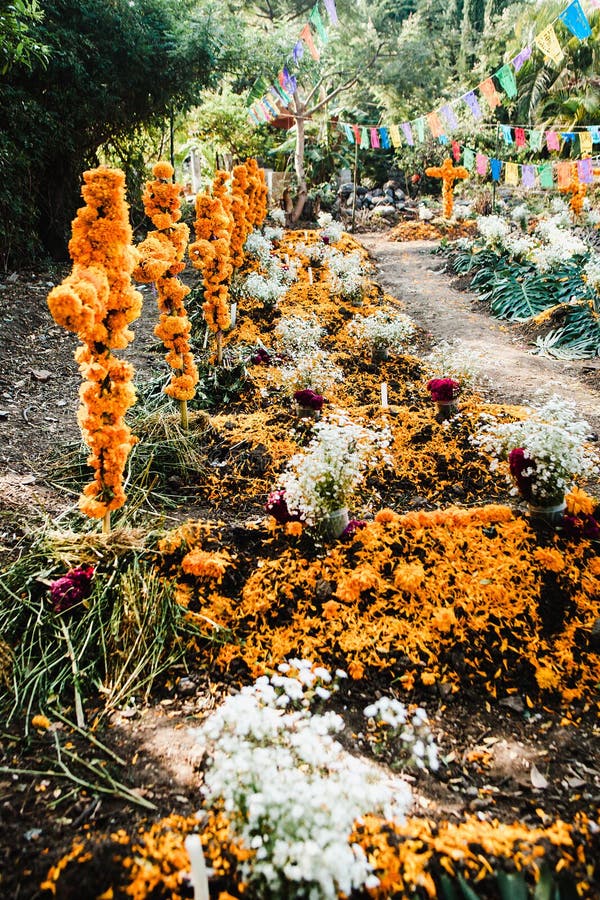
<box><xmin>266</xmin><ymin>489</ymin><xmax>300</xmax><ymax>525</ymax></box>
<box><xmin>341</xmin><ymin>519</ymin><xmax>367</xmax><ymax>539</ymax></box>
<box><xmin>294</xmin><ymin>389</ymin><xmax>325</xmax><ymax>411</ymax></box>
<box><xmin>252</xmin><ymin>347</ymin><xmax>272</xmax><ymax>366</ymax></box>
<box><xmin>426</xmin><ymin>378</ymin><xmax>460</xmax><ymax>402</ymax></box>
<box><xmin>321</xmin><ymin>235</ymin><xmax>330</xmax><ymax>245</ymax></box>
<box><xmin>50</xmin><ymin>564</ymin><xmax>94</xmax><ymax>613</ymax></box>
<box><xmin>561</xmin><ymin>512</ymin><xmax>600</xmax><ymax>540</ymax></box>
<box><xmin>508</xmin><ymin>447</ymin><xmax>536</xmax><ymax>502</ymax></box>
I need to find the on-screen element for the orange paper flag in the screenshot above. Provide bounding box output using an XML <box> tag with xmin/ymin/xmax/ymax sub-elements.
<box><xmin>479</xmin><ymin>78</ymin><xmax>501</xmax><ymax>109</ymax></box>
<box><xmin>299</xmin><ymin>23</ymin><xmax>320</xmax><ymax>60</ymax></box>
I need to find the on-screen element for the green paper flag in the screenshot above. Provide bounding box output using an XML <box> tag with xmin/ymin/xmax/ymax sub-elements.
<box><xmin>415</xmin><ymin>117</ymin><xmax>425</xmax><ymax>142</ymax></box>
<box><xmin>463</xmin><ymin>148</ymin><xmax>475</xmax><ymax>171</ymax></box>
<box><xmin>309</xmin><ymin>5</ymin><xmax>328</xmax><ymax>44</ymax></box>
<box><xmin>529</xmin><ymin>130</ymin><xmax>543</xmax><ymax>151</ymax></box>
<box><xmin>360</xmin><ymin>127</ymin><xmax>369</xmax><ymax>149</ymax></box>
<box><xmin>496</xmin><ymin>64</ymin><xmax>517</xmax><ymax>99</ymax></box>
<box><xmin>539</xmin><ymin>163</ymin><xmax>554</xmax><ymax>188</ymax></box>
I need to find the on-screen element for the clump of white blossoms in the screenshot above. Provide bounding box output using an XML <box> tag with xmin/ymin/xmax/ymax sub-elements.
<box><xmin>263</xmin><ymin>225</ymin><xmax>285</xmax><ymax>243</ymax></box>
<box><xmin>348</xmin><ymin>309</ymin><xmax>415</xmax><ymax>353</ymax></box>
<box><xmin>473</xmin><ymin>395</ymin><xmax>598</xmax><ymax>505</ymax></box>
<box><xmin>242</xmin><ymin>270</ymin><xmax>287</xmax><ymax>309</ymax></box>
<box><xmin>244</xmin><ymin>230</ymin><xmax>274</xmax><ymax>267</ymax></box>
<box><xmin>278</xmin><ymin>351</ymin><xmax>343</xmax><ymax>396</ymax></box>
<box><xmin>267</xmin><ymin>207</ymin><xmax>286</xmax><ymax>227</ymax></box>
<box><xmin>317</xmin><ymin>211</ymin><xmax>344</xmax><ymax>244</ymax></box>
<box><xmin>363</xmin><ymin>697</ymin><xmax>439</xmax><ymax>772</ymax></box>
<box><xmin>327</xmin><ymin>248</ymin><xmax>369</xmax><ymax>303</ymax></box>
<box><xmin>476</xmin><ymin>215</ymin><xmax>511</xmax><ymax>251</ymax></box>
<box><xmin>197</xmin><ymin>662</ymin><xmax>416</xmax><ymax>900</ymax></box>
<box><xmin>275</xmin><ymin>314</ymin><xmax>325</xmax><ymax>357</ymax></box>
<box><xmin>583</xmin><ymin>254</ymin><xmax>600</xmax><ymax>293</ymax></box>
<box><xmin>424</xmin><ymin>339</ymin><xmax>484</xmax><ymax>389</ymax></box>
<box><xmin>530</xmin><ymin>216</ymin><xmax>587</xmax><ymax>272</ymax></box>
<box><xmin>510</xmin><ymin>204</ymin><xmax>531</xmax><ymax>230</ymax></box>
<box><xmin>279</xmin><ymin>413</ymin><xmax>390</xmax><ymax>522</ymax></box>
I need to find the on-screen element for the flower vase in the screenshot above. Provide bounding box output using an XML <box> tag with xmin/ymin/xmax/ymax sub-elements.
<box><xmin>293</xmin><ymin>401</ymin><xmax>321</xmax><ymax>421</ymax></box>
<box><xmin>320</xmin><ymin>507</ymin><xmax>349</xmax><ymax>539</ymax></box>
<box><xmin>527</xmin><ymin>498</ymin><xmax>566</xmax><ymax>525</ymax></box>
<box><xmin>371</xmin><ymin>346</ymin><xmax>390</xmax><ymax>364</ymax></box>
<box><xmin>435</xmin><ymin>400</ymin><xmax>458</xmax><ymax>420</ymax></box>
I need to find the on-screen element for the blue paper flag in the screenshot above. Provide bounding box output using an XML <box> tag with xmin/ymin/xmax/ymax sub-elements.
<box><xmin>490</xmin><ymin>158</ymin><xmax>503</xmax><ymax>182</ymax></box>
<box><xmin>559</xmin><ymin>0</ymin><xmax>591</xmax><ymax>40</ymax></box>
<box><xmin>379</xmin><ymin>127</ymin><xmax>390</xmax><ymax>149</ymax></box>
<box><xmin>501</xmin><ymin>125</ymin><xmax>513</xmax><ymax>144</ymax></box>
<box><xmin>293</xmin><ymin>41</ymin><xmax>304</xmax><ymax>63</ymax></box>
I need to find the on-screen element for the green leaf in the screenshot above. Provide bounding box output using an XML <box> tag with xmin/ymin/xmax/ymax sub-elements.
<box><xmin>497</xmin><ymin>871</ymin><xmax>529</xmax><ymax>900</ymax></box>
<box><xmin>457</xmin><ymin>874</ymin><xmax>483</xmax><ymax>900</ymax></box>
<box><xmin>439</xmin><ymin>874</ymin><xmax>459</xmax><ymax>900</ymax></box>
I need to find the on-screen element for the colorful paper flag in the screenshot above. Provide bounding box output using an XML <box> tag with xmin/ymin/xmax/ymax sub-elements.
<box><xmin>293</xmin><ymin>41</ymin><xmax>304</xmax><ymax>63</ymax></box>
<box><xmin>379</xmin><ymin>127</ymin><xmax>391</xmax><ymax>149</ymax></box>
<box><xmin>546</xmin><ymin>131</ymin><xmax>560</xmax><ymax>151</ymax></box>
<box><xmin>505</xmin><ymin>162</ymin><xmax>519</xmax><ymax>185</ymax></box>
<box><xmin>480</xmin><ymin>78</ymin><xmax>501</xmax><ymax>109</ymax></box>
<box><xmin>515</xmin><ymin>127</ymin><xmax>526</xmax><ymax>148</ymax></box>
<box><xmin>360</xmin><ymin>127</ymin><xmax>369</xmax><ymax>149</ymax></box>
<box><xmin>463</xmin><ymin>91</ymin><xmax>482</xmax><ymax>119</ymax></box>
<box><xmin>578</xmin><ymin>157</ymin><xmax>594</xmax><ymax>183</ymax></box>
<box><xmin>299</xmin><ymin>23</ymin><xmax>320</xmax><ymax>60</ymax></box>
<box><xmin>522</xmin><ymin>165</ymin><xmax>536</xmax><ymax>188</ymax></box>
<box><xmin>389</xmin><ymin>124</ymin><xmax>402</xmax><ymax>147</ymax></box>
<box><xmin>441</xmin><ymin>104</ymin><xmax>458</xmax><ymax>131</ymax></box>
<box><xmin>579</xmin><ymin>131</ymin><xmax>593</xmax><ymax>155</ymax></box>
<box><xmin>282</xmin><ymin>68</ymin><xmax>297</xmax><ymax>95</ymax></box>
<box><xmin>496</xmin><ymin>64</ymin><xmax>518</xmax><ymax>98</ymax></box>
<box><xmin>490</xmin><ymin>159</ymin><xmax>503</xmax><ymax>182</ymax></box>
<box><xmin>539</xmin><ymin>164</ymin><xmax>554</xmax><ymax>188</ymax></box>
<box><xmin>559</xmin><ymin>0</ymin><xmax>591</xmax><ymax>39</ymax></box>
<box><xmin>427</xmin><ymin>111</ymin><xmax>445</xmax><ymax>138</ymax></box>
<box><xmin>452</xmin><ymin>140</ymin><xmax>461</xmax><ymax>162</ymax></box>
<box><xmin>501</xmin><ymin>124</ymin><xmax>513</xmax><ymax>144</ymax></box>
<box><xmin>370</xmin><ymin>127</ymin><xmax>380</xmax><ymax>149</ymax></box>
<box><xmin>352</xmin><ymin>124</ymin><xmax>361</xmax><ymax>143</ymax></box>
<box><xmin>529</xmin><ymin>130</ymin><xmax>543</xmax><ymax>151</ymax></box>
<box><xmin>415</xmin><ymin>117</ymin><xmax>425</xmax><ymax>142</ymax></box>
<box><xmin>323</xmin><ymin>0</ymin><xmax>339</xmax><ymax>26</ymax></box>
<box><xmin>463</xmin><ymin>148</ymin><xmax>475</xmax><ymax>171</ymax></box>
<box><xmin>401</xmin><ymin>122</ymin><xmax>414</xmax><ymax>146</ymax></box>
<box><xmin>590</xmin><ymin>126</ymin><xmax>600</xmax><ymax>143</ymax></box>
<box><xmin>556</xmin><ymin>160</ymin><xmax>572</xmax><ymax>188</ymax></box>
<box><xmin>309</xmin><ymin>5</ymin><xmax>328</xmax><ymax>44</ymax></box>
<box><xmin>476</xmin><ymin>153</ymin><xmax>489</xmax><ymax>175</ymax></box>
<box><xmin>343</xmin><ymin>124</ymin><xmax>354</xmax><ymax>143</ymax></box>
<box><xmin>535</xmin><ymin>24</ymin><xmax>564</xmax><ymax>65</ymax></box>
<box><xmin>511</xmin><ymin>45</ymin><xmax>532</xmax><ymax>72</ymax></box>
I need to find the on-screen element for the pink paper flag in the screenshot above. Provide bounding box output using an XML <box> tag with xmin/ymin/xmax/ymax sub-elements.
<box><xmin>452</xmin><ymin>140</ymin><xmax>461</xmax><ymax>161</ymax></box>
<box><xmin>479</xmin><ymin>78</ymin><xmax>501</xmax><ymax>109</ymax></box>
<box><xmin>546</xmin><ymin>131</ymin><xmax>560</xmax><ymax>151</ymax></box>
<box><xmin>476</xmin><ymin>153</ymin><xmax>488</xmax><ymax>175</ymax></box>
<box><xmin>370</xmin><ymin>127</ymin><xmax>380</xmax><ymax>149</ymax></box>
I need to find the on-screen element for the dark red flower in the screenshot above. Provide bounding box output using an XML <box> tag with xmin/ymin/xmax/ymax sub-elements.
<box><xmin>266</xmin><ymin>489</ymin><xmax>300</xmax><ymax>525</ymax></box>
<box><xmin>561</xmin><ymin>513</ymin><xmax>600</xmax><ymax>541</ymax></box>
<box><xmin>426</xmin><ymin>378</ymin><xmax>460</xmax><ymax>402</ymax></box>
<box><xmin>508</xmin><ymin>447</ymin><xmax>536</xmax><ymax>502</ymax></box>
<box><xmin>341</xmin><ymin>519</ymin><xmax>367</xmax><ymax>539</ymax></box>
<box><xmin>252</xmin><ymin>347</ymin><xmax>272</xmax><ymax>366</ymax></box>
<box><xmin>321</xmin><ymin>235</ymin><xmax>330</xmax><ymax>245</ymax></box>
<box><xmin>50</xmin><ymin>565</ymin><xmax>94</xmax><ymax>613</ymax></box>
<box><xmin>293</xmin><ymin>389</ymin><xmax>325</xmax><ymax>411</ymax></box>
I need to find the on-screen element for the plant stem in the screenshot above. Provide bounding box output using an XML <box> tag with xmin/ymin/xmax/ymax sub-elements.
<box><xmin>102</xmin><ymin>510</ymin><xmax>111</xmax><ymax>535</ymax></box>
<box><xmin>59</xmin><ymin>620</ymin><xmax>85</xmax><ymax>729</ymax></box>
<box><xmin>180</xmin><ymin>399</ymin><xmax>189</xmax><ymax>430</ymax></box>
<box><xmin>216</xmin><ymin>329</ymin><xmax>223</xmax><ymax>365</ymax></box>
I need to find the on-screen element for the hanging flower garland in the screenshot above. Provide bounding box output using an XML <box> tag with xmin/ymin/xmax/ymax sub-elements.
<box><xmin>47</xmin><ymin>166</ymin><xmax>142</xmax><ymax>531</ymax></box>
<box><xmin>245</xmin><ymin>158</ymin><xmax>269</xmax><ymax>230</ymax></box>
<box><xmin>229</xmin><ymin>163</ymin><xmax>252</xmax><ymax>269</ymax></box>
<box><xmin>188</xmin><ymin>179</ymin><xmax>234</xmax><ymax>364</ymax></box>
<box><xmin>134</xmin><ymin>161</ymin><xmax>198</xmax><ymax>427</ymax></box>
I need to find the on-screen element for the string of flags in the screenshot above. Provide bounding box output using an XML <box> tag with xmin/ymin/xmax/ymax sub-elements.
<box><xmin>450</xmin><ymin>140</ymin><xmax>599</xmax><ymax>189</ymax></box>
<box><xmin>247</xmin><ymin>0</ymin><xmax>338</xmax><ymax>126</ymax></box>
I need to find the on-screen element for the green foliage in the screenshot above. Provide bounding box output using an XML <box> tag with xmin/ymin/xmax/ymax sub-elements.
<box><xmin>0</xmin><ymin>0</ymin><xmax>49</xmax><ymax>73</ymax></box>
<box><xmin>190</xmin><ymin>84</ymin><xmax>281</xmax><ymax>166</ymax></box>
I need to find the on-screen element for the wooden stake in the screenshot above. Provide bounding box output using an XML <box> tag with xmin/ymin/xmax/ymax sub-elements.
<box><xmin>216</xmin><ymin>330</ymin><xmax>223</xmax><ymax>365</ymax></box>
<box><xmin>102</xmin><ymin>510</ymin><xmax>111</xmax><ymax>535</ymax></box>
<box><xmin>180</xmin><ymin>399</ymin><xmax>189</xmax><ymax>430</ymax></box>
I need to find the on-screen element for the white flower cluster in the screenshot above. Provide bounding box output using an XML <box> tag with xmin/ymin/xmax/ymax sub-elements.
<box><xmin>327</xmin><ymin>248</ymin><xmax>368</xmax><ymax>303</ymax></box>
<box><xmin>454</xmin><ymin>204</ymin><xmax>472</xmax><ymax>221</ymax></box>
<box><xmin>198</xmin><ymin>663</ymin><xmax>412</xmax><ymax>900</ymax></box>
<box><xmin>473</xmin><ymin>395</ymin><xmax>598</xmax><ymax>504</ymax></box>
<box><xmin>317</xmin><ymin>212</ymin><xmax>345</xmax><ymax>244</ymax></box>
<box><xmin>263</xmin><ymin>225</ymin><xmax>285</xmax><ymax>243</ymax></box>
<box><xmin>268</xmin><ymin>208</ymin><xmax>286</xmax><ymax>226</ymax></box>
<box><xmin>275</xmin><ymin>315</ymin><xmax>325</xmax><ymax>357</ymax></box>
<box><xmin>419</xmin><ymin>203</ymin><xmax>434</xmax><ymax>221</ymax></box>
<box><xmin>279</xmin><ymin>414</ymin><xmax>390</xmax><ymax>522</ymax></box>
<box><xmin>279</xmin><ymin>351</ymin><xmax>343</xmax><ymax>395</ymax></box>
<box><xmin>510</xmin><ymin>204</ymin><xmax>531</xmax><ymax>229</ymax></box>
<box><xmin>242</xmin><ymin>270</ymin><xmax>287</xmax><ymax>309</ymax></box>
<box><xmin>583</xmin><ymin>253</ymin><xmax>600</xmax><ymax>293</ymax></box>
<box><xmin>476</xmin><ymin>215</ymin><xmax>511</xmax><ymax>251</ymax></box>
<box><xmin>424</xmin><ymin>339</ymin><xmax>484</xmax><ymax>388</ymax></box>
<box><xmin>530</xmin><ymin>216</ymin><xmax>587</xmax><ymax>271</ymax></box>
<box><xmin>363</xmin><ymin>697</ymin><xmax>439</xmax><ymax>772</ymax></box>
<box><xmin>348</xmin><ymin>309</ymin><xmax>415</xmax><ymax>352</ymax></box>
<box><xmin>244</xmin><ymin>230</ymin><xmax>274</xmax><ymax>266</ymax></box>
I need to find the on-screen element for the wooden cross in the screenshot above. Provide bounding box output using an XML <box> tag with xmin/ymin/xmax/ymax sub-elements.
<box><xmin>425</xmin><ymin>157</ymin><xmax>469</xmax><ymax>220</ymax></box>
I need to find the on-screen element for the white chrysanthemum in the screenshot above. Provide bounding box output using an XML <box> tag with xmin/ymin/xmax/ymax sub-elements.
<box><xmin>424</xmin><ymin>339</ymin><xmax>484</xmax><ymax>388</ymax></box>
<box><xmin>530</xmin><ymin>218</ymin><xmax>587</xmax><ymax>271</ymax></box>
<box><xmin>318</xmin><ymin>212</ymin><xmax>345</xmax><ymax>244</ymax></box>
<box><xmin>197</xmin><ymin>664</ymin><xmax>415</xmax><ymax>900</ymax></box>
<box><xmin>510</xmin><ymin>204</ymin><xmax>530</xmax><ymax>228</ymax></box>
<box><xmin>473</xmin><ymin>395</ymin><xmax>598</xmax><ymax>504</ymax></box>
<box><xmin>244</xmin><ymin>230</ymin><xmax>274</xmax><ymax>266</ymax></box>
<box><xmin>477</xmin><ymin>215</ymin><xmax>511</xmax><ymax>250</ymax></box>
<box><xmin>275</xmin><ymin>315</ymin><xmax>325</xmax><ymax>357</ymax></box>
<box><xmin>263</xmin><ymin>225</ymin><xmax>284</xmax><ymax>243</ymax></box>
<box><xmin>363</xmin><ymin>697</ymin><xmax>439</xmax><ymax>771</ymax></box>
<box><xmin>242</xmin><ymin>270</ymin><xmax>287</xmax><ymax>308</ymax></box>
<box><xmin>279</xmin><ymin>351</ymin><xmax>343</xmax><ymax>396</ymax></box>
<box><xmin>327</xmin><ymin>248</ymin><xmax>368</xmax><ymax>302</ymax></box>
<box><xmin>348</xmin><ymin>310</ymin><xmax>415</xmax><ymax>352</ymax></box>
<box><xmin>268</xmin><ymin>208</ymin><xmax>286</xmax><ymax>226</ymax></box>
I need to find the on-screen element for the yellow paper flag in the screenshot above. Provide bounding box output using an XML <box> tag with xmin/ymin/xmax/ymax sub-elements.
<box><xmin>579</xmin><ymin>131</ymin><xmax>593</xmax><ymax>156</ymax></box>
<box><xmin>505</xmin><ymin>162</ymin><xmax>519</xmax><ymax>186</ymax></box>
<box><xmin>389</xmin><ymin>124</ymin><xmax>402</xmax><ymax>148</ymax></box>
<box><xmin>535</xmin><ymin>24</ymin><xmax>564</xmax><ymax>65</ymax></box>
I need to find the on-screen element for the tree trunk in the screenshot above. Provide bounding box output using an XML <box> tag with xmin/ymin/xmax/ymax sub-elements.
<box><xmin>290</xmin><ymin>102</ymin><xmax>308</xmax><ymax>223</ymax></box>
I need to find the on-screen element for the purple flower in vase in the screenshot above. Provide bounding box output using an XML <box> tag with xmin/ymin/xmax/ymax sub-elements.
<box><xmin>266</xmin><ymin>489</ymin><xmax>301</xmax><ymax>525</ymax></box>
<box><xmin>293</xmin><ymin>389</ymin><xmax>325</xmax><ymax>411</ymax></box>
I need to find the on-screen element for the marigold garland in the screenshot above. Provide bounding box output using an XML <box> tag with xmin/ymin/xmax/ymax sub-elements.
<box><xmin>559</xmin><ymin>162</ymin><xmax>586</xmax><ymax>219</ymax></box>
<box><xmin>229</xmin><ymin>163</ymin><xmax>252</xmax><ymax>269</ymax></box>
<box><xmin>47</xmin><ymin>166</ymin><xmax>142</xmax><ymax>527</ymax></box>
<box><xmin>244</xmin><ymin>158</ymin><xmax>268</xmax><ymax>230</ymax></box>
<box><xmin>134</xmin><ymin>162</ymin><xmax>198</xmax><ymax>417</ymax></box>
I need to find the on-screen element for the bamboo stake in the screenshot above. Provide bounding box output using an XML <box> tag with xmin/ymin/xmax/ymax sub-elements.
<box><xmin>102</xmin><ymin>510</ymin><xmax>111</xmax><ymax>535</ymax></box>
<box><xmin>216</xmin><ymin>330</ymin><xmax>223</xmax><ymax>365</ymax></box>
<box><xmin>180</xmin><ymin>399</ymin><xmax>189</xmax><ymax>430</ymax></box>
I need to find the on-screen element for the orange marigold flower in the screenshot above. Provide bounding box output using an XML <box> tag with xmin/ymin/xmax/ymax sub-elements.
<box><xmin>375</xmin><ymin>508</ymin><xmax>399</xmax><ymax>524</ymax></box>
<box><xmin>285</xmin><ymin>521</ymin><xmax>303</xmax><ymax>537</ymax></box>
<box><xmin>322</xmin><ymin>600</ymin><xmax>341</xmax><ymax>620</ymax></box>
<box><xmin>535</xmin><ymin>665</ymin><xmax>561</xmax><ymax>690</ymax></box>
<box><xmin>393</xmin><ymin>562</ymin><xmax>425</xmax><ymax>594</ymax></box>
<box><xmin>431</xmin><ymin>606</ymin><xmax>457</xmax><ymax>633</ymax></box>
<box><xmin>182</xmin><ymin>549</ymin><xmax>232</xmax><ymax>582</ymax></box>
<box><xmin>421</xmin><ymin>671</ymin><xmax>436</xmax><ymax>686</ymax></box>
<box><xmin>348</xmin><ymin>660</ymin><xmax>365</xmax><ymax>680</ymax></box>
<box><xmin>533</xmin><ymin>547</ymin><xmax>566</xmax><ymax>573</ymax></box>
<box><xmin>566</xmin><ymin>486</ymin><xmax>597</xmax><ymax>517</ymax></box>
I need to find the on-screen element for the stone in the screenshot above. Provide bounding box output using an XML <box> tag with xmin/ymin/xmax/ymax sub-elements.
<box><xmin>394</xmin><ymin>189</ymin><xmax>406</xmax><ymax>200</ymax></box>
<box><xmin>338</xmin><ymin>183</ymin><xmax>354</xmax><ymax>197</ymax></box>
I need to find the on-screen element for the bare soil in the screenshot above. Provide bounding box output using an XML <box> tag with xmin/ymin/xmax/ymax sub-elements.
<box><xmin>1</xmin><ymin>238</ymin><xmax>599</xmax><ymax>899</ymax></box>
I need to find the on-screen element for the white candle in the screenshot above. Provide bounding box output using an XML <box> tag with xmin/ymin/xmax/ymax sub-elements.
<box><xmin>381</xmin><ymin>383</ymin><xmax>388</xmax><ymax>408</ymax></box>
<box><xmin>230</xmin><ymin>302</ymin><xmax>237</xmax><ymax>327</ymax></box>
<box><xmin>185</xmin><ymin>834</ymin><xmax>210</xmax><ymax>900</ymax></box>
<box><xmin>308</xmin><ymin>266</ymin><xmax>313</xmax><ymax>284</ymax></box>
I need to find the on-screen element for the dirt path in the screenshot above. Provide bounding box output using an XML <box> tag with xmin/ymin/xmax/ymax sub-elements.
<box><xmin>359</xmin><ymin>235</ymin><xmax>600</xmax><ymax>432</ymax></box>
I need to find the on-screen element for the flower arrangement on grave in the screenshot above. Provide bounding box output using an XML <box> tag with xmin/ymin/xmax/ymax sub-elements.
<box><xmin>274</xmin><ymin>414</ymin><xmax>390</xmax><ymax>536</ymax></box>
<box><xmin>189</xmin><ymin>180</ymin><xmax>234</xmax><ymax>364</ymax></box>
<box><xmin>317</xmin><ymin>211</ymin><xmax>344</xmax><ymax>244</ymax></box>
<box><xmin>473</xmin><ymin>396</ymin><xmax>598</xmax><ymax>516</ymax></box>
<box><xmin>348</xmin><ymin>310</ymin><xmax>415</xmax><ymax>361</ymax></box>
<box><xmin>327</xmin><ymin>248</ymin><xmax>368</xmax><ymax>305</ymax></box>
<box><xmin>424</xmin><ymin>339</ymin><xmax>483</xmax><ymax>417</ymax></box>
<box><xmin>279</xmin><ymin>352</ymin><xmax>343</xmax><ymax>418</ymax></box>
<box><xmin>47</xmin><ymin>165</ymin><xmax>142</xmax><ymax>531</ymax></box>
<box><xmin>134</xmin><ymin>161</ymin><xmax>198</xmax><ymax>427</ymax></box>
<box><xmin>245</xmin><ymin>158</ymin><xmax>269</xmax><ymax>230</ymax></box>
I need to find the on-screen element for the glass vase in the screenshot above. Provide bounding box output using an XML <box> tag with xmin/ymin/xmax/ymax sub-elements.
<box><xmin>527</xmin><ymin>498</ymin><xmax>566</xmax><ymax>525</ymax></box>
<box><xmin>435</xmin><ymin>400</ymin><xmax>458</xmax><ymax>419</ymax></box>
<box><xmin>320</xmin><ymin>507</ymin><xmax>349</xmax><ymax>539</ymax></box>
